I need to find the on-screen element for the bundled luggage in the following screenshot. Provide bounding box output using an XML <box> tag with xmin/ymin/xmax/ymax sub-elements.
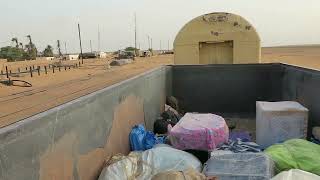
<box><xmin>169</xmin><ymin>113</ymin><xmax>229</xmax><ymax>151</ymax></box>
<box><xmin>203</xmin><ymin>153</ymin><xmax>275</xmax><ymax>180</ymax></box>
<box><xmin>265</xmin><ymin>139</ymin><xmax>320</xmax><ymax>175</ymax></box>
<box><xmin>99</xmin><ymin>145</ymin><xmax>202</xmax><ymax>180</ymax></box>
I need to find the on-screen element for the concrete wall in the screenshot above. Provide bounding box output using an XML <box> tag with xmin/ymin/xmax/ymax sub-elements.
<box><xmin>0</xmin><ymin>67</ymin><xmax>169</xmax><ymax>180</ymax></box>
<box><xmin>174</xmin><ymin>12</ymin><xmax>261</xmax><ymax>65</ymax></box>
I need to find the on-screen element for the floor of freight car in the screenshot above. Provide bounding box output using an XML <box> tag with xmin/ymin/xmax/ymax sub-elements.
<box><xmin>223</xmin><ymin>115</ymin><xmax>256</xmax><ymax>141</ymax></box>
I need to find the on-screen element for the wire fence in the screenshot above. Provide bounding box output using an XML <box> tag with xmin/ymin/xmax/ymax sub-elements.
<box><xmin>0</xmin><ymin>61</ymin><xmax>83</xmax><ymax>79</ymax></box>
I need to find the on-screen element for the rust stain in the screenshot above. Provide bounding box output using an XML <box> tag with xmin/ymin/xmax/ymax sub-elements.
<box><xmin>104</xmin><ymin>95</ymin><xmax>144</xmax><ymax>157</ymax></box>
<box><xmin>77</xmin><ymin>148</ymin><xmax>106</xmax><ymax>180</ymax></box>
<box><xmin>39</xmin><ymin>132</ymin><xmax>77</xmax><ymax>180</ymax></box>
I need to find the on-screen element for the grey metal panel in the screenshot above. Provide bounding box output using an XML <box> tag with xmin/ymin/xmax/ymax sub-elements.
<box><xmin>281</xmin><ymin>64</ymin><xmax>320</xmax><ymax>137</ymax></box>
<box><xmin>171</xmin><ymin>64</ymin><xmax>283</xmax><ymax>114</ymax></box>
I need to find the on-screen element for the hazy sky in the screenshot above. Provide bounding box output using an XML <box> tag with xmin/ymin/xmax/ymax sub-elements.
<box><xmin>0</xmin><ymin>0</ymin><xmax>319</xmax><ymax>53</ymax></box>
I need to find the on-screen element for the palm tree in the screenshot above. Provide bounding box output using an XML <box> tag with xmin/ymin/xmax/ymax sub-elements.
<box><xmin>19</xmin><ymin>43</ymin><xmax>24</xmax><ymax>49</ymax></box>
<box><xmin>26</xmin><ymin>35</ymin><xmax>32</xmax><ymax>44</ymax></box>
<box><xmin>11</xmin><ymin>37</ymin><xmax>19</xmax><ymax>48</ymax></box>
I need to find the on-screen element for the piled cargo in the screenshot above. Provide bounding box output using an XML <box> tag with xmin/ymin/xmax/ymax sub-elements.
<box><xmin>203</xmin><ymin>153</ymin><xmax>275</xmax><ymax>180</ymax></box>
<box><xmin>169</xmin><ymin>113</ymin><xmax>229</xmax><ymax>151</ymax></box>
<box><xmin>99</xmin><ymin>99</ymin><xmax>320</xmax><ymax>180</ymax></box>
<box><xmin>256</xmin><ymin>101</ymin><xmax>308</xmax><ymax>149</ymax></box>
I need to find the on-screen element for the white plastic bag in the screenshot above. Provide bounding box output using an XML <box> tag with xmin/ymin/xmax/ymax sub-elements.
<box><xmin>271</xmin><ymin>169</ymin><xmax>320</xmax><ymax>180</ymax></box>
<box><xmin>98</xmin><ymin>146</ymin><xmax>202</xmax><ymax>180</ymax></box>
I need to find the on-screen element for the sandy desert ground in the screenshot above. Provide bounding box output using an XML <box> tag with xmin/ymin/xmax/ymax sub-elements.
<box><xmin>0</xmin><ymin>45</ymin><xmax>320</xmax><ymax>127</ymax></box>
<box><xmin>0</xmin><ymin>55</ymin><xmax>173</xmax><ymax>127</ymax></box>
<box><xmin>261</xmin><ymin>45</ymin><xmax>320</xmax><ymax>69</ymax></box>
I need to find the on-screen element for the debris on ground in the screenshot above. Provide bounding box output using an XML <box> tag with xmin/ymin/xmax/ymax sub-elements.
<box><xmin>109</xmin><ymin>59</ymin><xmax>133</xmax><ymax>66</ymax></box>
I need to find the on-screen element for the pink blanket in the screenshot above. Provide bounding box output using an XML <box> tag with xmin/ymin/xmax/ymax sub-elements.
<box><xmin>169</xmin><ymin>113</ymin><xmax>229</xmax><ymax>151</ymax></box>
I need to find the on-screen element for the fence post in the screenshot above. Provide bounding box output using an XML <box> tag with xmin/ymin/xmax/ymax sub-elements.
<box><xmin>65</xmin><ymin>66</ymin><xmax>67</xmax><ymax>71</ymax></box>
<box><xmin>37</xmin><ymin>66</ymin><xmax>40</xmax><ymax>76</ymax></box>
<box><xmin>1</xmin><ymin>70</ymin><xmax>3</xmax><ymax>75</ymax></box>
<box><xmin>29</xmin><ymin>66</ymin><xmax>33</xmax><ymax>77</ymax></box>
<box><xmin>45</xmin><ymin>66</ymin><xmax>47</xmax><ymax>74</ymax></box>
<box><xmin>59</xmin><ymin>66</ymin><xmax>61</xmax><ymax>72</ymax></box>
<box><xmin>18</xmin><ymin>68</ymin><xmax>20</xmax><ymax>73</ymax></box>
<box><xmin>5</xmin><ymin>66</ymin><xmax>9</xmax><ymax>78</ymax></box>
<box><xmin>53</xmin><ymin>66</ymin><xmax>55</xmax><ymax>73</ymax></box>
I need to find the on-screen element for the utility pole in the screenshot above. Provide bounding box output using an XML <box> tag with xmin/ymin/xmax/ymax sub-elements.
<box><xmin>167</xmin><ymin>40</ymin><xmax>170</xmax><ymax>51</ymax></box>
<box><xmin>90</xmin><ymin>40</ymin><xmax>93</xmax><ymax>53</ymax></box>
<box><xmin>151</xmin><ymin>38</ymin><xmax>153</xmax><ymax>50</ymax></box>
<box><xmin>160</xmin><ymin>40</ymin><xmax>162</xmax><ymax>51</ymax></box>
<box><xmin>57</xmin><ymin>40</ymin><xmax>62</xmax><ymax>57</ymax></box>
<box><xmin>147</xmin><ymin>35</ymin><xmax>150</xmax><ymax>50</ymax></box>
<box><xmin>134</xmin><ymin>13</ymin><xmax>137</xmax><ymax>57</ymax></box>
<box><xmin>78</xmin><ymin>23</ymin><xmax>83</xmax><ymax>64</ymax></box>
<box><xmin>98</xmin><ymin>26</ymin><xmax>100</xmax><ymax>52</ymax></box>
<box><xmin>64</xmin><ymin>42</ymin><xmax>67</xmax><ymax>55</ymax></box>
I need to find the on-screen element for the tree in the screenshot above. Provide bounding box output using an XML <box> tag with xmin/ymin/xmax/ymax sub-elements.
<box><xmin>43</xmin><ymin>45</ymin><xmax>54</xmax><ymax>57</ymax></box>
<box><xmin>0</xmin><ymin>46</ymin><xmax>26</xmax><ymax>62</ymax></box>
<box><xmin>19</xmin><ymin>42</ymin><xmax>24</xmax><ymax>49</ymax></box>
<box><xmin>11</xmin><ymin>38</ymin><xmax>19</xmax><ymax>48</ymax></box>
<box><xmin>24</xmin><ymin>44</ymin><xmax>37</xmax><ymax>60</ymax></box>
<box><xmin>25</xmin><ymin>35</ymin><xmax>37</xmax><ymax>60</ymax></box>
<box><xmin>125</xmin><ymin>47</ymin><xmax>139</xmax><ymax>52</ymax></box>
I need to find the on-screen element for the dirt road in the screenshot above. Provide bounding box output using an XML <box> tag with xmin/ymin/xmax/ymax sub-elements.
<box><xmin>0</xmin><ymin>55</ymin><xmax>173</xmax><ymax>128</ymax></box>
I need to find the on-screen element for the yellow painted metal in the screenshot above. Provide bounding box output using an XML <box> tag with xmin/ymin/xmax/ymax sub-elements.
<box><xmin>199</xmin><ymin>41</ymin><xmax>233</xmax><ymax>64</ymax></box>
<box><xmin>174</xmin><ymin>12</ymin><xmax>261</xmax><ymax>65</ymax></box>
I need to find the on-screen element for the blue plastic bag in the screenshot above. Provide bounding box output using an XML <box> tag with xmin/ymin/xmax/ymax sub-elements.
<box><xmin>130</xmin><ymin>124</ymin><xmax>164</xmax><ymax>151</ymax></box>
<box><xmin>144</xmin><ymin>131</ymin><xmax>157</xmax><ymax>150</ymax></box>
<box><xmin>130</xmin><ymin>125</ymin><xmax>146</xmax><ymax>151</ymax></box>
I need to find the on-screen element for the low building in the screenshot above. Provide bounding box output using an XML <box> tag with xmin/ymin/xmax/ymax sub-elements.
<box><xmin>44</xmin><ymin>57</ymin><xmax>54</xmax><ymax>60</ymax></box>
<box><xmin>174</xmin><ymin>12</ymin><xmax>261</xmax><ymax>65</ymax></box>
<box><xmin>96</xmin><ymin>51</ymin><xmax>107</xmax><ymax>59</ymax></box>
<box><xmin>64</xmin><ymin>54</ymin><xmax>79</xmax><ymax>60</ymax></box>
